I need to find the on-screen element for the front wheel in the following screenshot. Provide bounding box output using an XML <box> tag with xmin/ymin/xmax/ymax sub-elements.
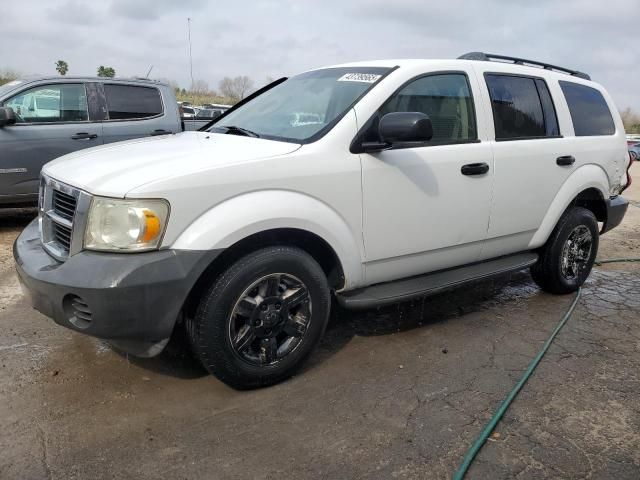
<box><xmin>531</xmin><ymin>207</ymin><xmax>599</xmax><ymax>294</ymax></box>
<box><xmin>186</xmin><ymin>246</ymin><xmax>330</xmax><ymax>389</ymax></box>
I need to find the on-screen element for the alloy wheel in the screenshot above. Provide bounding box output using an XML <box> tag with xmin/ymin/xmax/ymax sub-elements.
<box><xmin>560</xmin><ymin>225</ymin><xmax>593</xmax><ymax>280</ymax></box>
<box><xmin>227</xmin><ymin>273</ymin><xmax>312</xmax><ymax>366</ymax></box>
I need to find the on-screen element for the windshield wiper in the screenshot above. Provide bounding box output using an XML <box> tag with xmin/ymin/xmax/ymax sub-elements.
<box><xmin>220</xmin><ymin>125</ymin><xmax>260</xmax><ymax>138</ymax></box>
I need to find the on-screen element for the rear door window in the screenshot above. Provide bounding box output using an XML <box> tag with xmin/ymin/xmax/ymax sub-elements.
<box><xmin>103</xmin><ymin>84</ymin><xmax>163</xmax><ymax>120</ymax></box>
<box><xmin>485</xmin><ymin>74</ymin><xmax>558</xmax><ymax>140</ymax></box>
<box><xmin>559</xmin><ymin>81</ymin><xmax>615</xmax><ymax>136</ymax></box>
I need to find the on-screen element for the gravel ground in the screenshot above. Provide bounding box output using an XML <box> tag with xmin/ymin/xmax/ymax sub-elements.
<box><xmin>0</xmin><ymin>163</ymin><xmax>638</xmax><ymax>480</ymax></box>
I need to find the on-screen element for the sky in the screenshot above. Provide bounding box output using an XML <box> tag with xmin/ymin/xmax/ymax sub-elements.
<box><xmin>2</xmin><ymin>0</ymin><xmax>638</xmax><ymax>110</ymax></box>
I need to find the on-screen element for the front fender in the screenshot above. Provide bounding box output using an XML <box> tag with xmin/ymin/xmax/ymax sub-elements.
<box><xmin>528</xmin><ymin>164</ymin><xmax>609</xmax><ymax>248</ymax></box>
<box><xmin>171</xmin><ymin>190</ymin><xmax>365</xmax><ymax>289</ymax></box>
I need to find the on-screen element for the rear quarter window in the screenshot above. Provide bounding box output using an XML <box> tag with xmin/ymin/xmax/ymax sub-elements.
<box><xmin>104</xmin><ymin>84</ymin><xmax>163</xmax><ymax>120</ymax></box>
<box><xmin>559</xmin><ymin>81</ymin><xmax>615</xmax><ymax>136</ymax></box>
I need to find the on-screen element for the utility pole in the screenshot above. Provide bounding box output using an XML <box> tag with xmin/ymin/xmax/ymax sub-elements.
<box><xmin>187</xmin><ymin>17</ymin><xmax>194</xmax><ymax>91</ymax></box>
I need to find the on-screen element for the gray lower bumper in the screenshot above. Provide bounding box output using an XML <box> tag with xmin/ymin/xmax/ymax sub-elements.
<box><xmin>601</xmin><ymin>196</ymin><xmax>628</xmax><ymax>234</ymax></box>
<box><xmin>14</xmin><ymin>219</ymin><xmax>220</xmax><ymax>357</ymax></box>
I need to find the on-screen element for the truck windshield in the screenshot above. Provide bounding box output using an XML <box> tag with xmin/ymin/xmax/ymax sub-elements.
<box><xmin>0</xmin><ymin>80</ymin><xmax>24</xmax><ymax>100</ymax></box>
<box><xmin>209</xmin><ymin>67</ymin><xmax>391</xmax><ymax>143</ymax></box>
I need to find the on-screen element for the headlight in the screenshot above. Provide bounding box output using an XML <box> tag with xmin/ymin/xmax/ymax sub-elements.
<box><xmin>84</xmin><ymin>197</ymin><xmax>169</xmax><ymax>252</ymax></box>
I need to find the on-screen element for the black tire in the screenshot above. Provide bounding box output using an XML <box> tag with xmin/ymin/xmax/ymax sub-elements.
<box><xmin>531</xmin><ymin>207</ymin><xmax>599</xmax><ymax>294</ymax></box>
<box><xmin>186</xmin><ymin>246</ymin><xmax>330</xmax><ymax>389</ymax></box>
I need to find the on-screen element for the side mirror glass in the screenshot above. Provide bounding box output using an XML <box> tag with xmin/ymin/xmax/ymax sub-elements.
<box><xmin>0</xmin><ymin>107</ymin><xmax>17</xmax><ymax>127</ymax></box>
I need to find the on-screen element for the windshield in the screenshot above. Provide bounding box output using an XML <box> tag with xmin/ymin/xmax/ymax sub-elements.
<box><xmin>0</xmin><ymin>80</ymin><xmax>24</xmax><ymax>100</ymax></box>
<box><xmin>209</xmin><ymin>67</ymin><xmax>391</xmax><ymax>143</ymax></box>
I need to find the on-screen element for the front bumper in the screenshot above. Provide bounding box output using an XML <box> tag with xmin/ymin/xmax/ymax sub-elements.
<box><xmin>14</xmin><ymin>219</ymin><xmax>220</xmax><ymax>357</ymax></box>
<box><xmin>601</xmin><ymin>196</ymin><xmax>629</xmax><ymax>234</ymax></box>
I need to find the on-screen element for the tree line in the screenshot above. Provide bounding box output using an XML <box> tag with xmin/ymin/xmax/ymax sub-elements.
<box><xmin>169</xmin><ymin>75</ymin><xmax>272</xmax><ymax>106</ymax></box>
<box><xmin>620</xmin><ymin>108</ymin><xmax>640</xmax><ymax>134</ymax></box>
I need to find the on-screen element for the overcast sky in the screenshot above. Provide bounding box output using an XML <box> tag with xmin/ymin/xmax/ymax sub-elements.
<box><xmin>3</xmin><ymin>0</ymin><xmax>638</xmax><ymax>110</ymax></box>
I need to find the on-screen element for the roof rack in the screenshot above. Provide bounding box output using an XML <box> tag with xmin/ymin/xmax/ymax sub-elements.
<box><xmin>458</xmin><ymin>52</ymin><xmax>591</xmax><ymax>81</ymax></box>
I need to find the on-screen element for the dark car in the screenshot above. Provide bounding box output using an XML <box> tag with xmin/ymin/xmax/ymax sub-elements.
<box><xmin>0</xmin><ymin>77</ymin><xmax>181</xmax><ymax>206</ymax></box>
<box><xmin>195</xmin><ymin>108</ymin><xmax>223</xmax><ymax>119</ymax></box>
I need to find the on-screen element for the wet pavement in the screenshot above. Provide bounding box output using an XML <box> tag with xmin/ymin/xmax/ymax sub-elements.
<box><xmin>1</xmin><ymin>164</ymin><xmax>639</xmax><ymax>479</ymax></box>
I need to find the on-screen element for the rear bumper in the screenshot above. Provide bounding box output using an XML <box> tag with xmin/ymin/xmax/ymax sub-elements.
<box><xmin>601</xmin><ymin>196</ymin><xmax>628</xmax><ymax>234</ymax></box>
<box><xmin>14</xmin><ymin>219</ymin><xmax>220</xmax><ymax>357</ymax></box>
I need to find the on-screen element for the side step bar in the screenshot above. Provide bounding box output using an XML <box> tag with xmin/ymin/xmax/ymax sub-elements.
<box><xmin>336</xmin><ymin>252</ymin><xmax>539</xmax><ymax>310</ymax></box>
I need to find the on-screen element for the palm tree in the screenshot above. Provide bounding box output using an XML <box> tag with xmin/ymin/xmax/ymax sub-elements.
<box><xmin>55</xmin><ymin>60</ymin><xmax>69</xmax><ymax>76</ymax></box>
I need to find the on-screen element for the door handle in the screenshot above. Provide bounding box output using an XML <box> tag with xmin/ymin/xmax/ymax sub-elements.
<box><xmin>556</xmin><ymin>155</ymin><xmax>575</xmax><ymax>166</ymax></box>
<box><xmin>71</xmin><ymin>132</ymin><xmax>98</xmax><ymax>140</ymax></box>
<box><xmin>150</xmin><ymin>129</ymin><xmax>172</xmax><ymax>136</ymax></box>
<box><xmin>461</xmin><ymin>162</ymin><xmax>490</xmax><ymax>176</ymax></box>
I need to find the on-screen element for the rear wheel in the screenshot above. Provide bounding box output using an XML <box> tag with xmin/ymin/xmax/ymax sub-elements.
<box><xmin>531</xmin><ymin>207</ymin><xmax>598</xmax><ymax>294</ymax></box>
<box><xmin>186</xmin><ymin>246</ymin><xmax>330</xmax><ymax>389</ymax></box>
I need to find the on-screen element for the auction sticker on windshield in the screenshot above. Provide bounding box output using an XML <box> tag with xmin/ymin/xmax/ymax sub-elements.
<box><xmin>337</xmin><ymin>73</ymin><xmax>382</xmax><ymax>83</ymax></box>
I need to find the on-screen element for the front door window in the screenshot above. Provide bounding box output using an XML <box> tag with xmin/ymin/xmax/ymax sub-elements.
<box><xmin>3</xmin><ymin>84</ymin><xmax>88</xmax><ymax>123</ymax></box>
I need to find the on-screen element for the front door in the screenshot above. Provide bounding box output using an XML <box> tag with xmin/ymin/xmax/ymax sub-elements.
<box><xmin>357</xmin><ymin>71</ymin><xmax>494</xmax><ymax>284</ymax></box>
<box><xmin>0</xmin><ymin>82</ymin><xmax>102</xmax><ymax>202</ymax></box>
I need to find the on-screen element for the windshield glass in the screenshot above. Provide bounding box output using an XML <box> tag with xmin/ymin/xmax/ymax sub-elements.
<box><xmin>209</xmin><ymin>67</ymin><xmax>391</xmax><ymax>143</ymax></box>
<box><xmin>0</xmin><ymin>80</ymin><xmax>24</xmax><ymax>100</ymax></box>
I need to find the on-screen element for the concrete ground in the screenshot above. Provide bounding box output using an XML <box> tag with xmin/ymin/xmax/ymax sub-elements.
<box><xmin>1</xmin><ymin>164</ymin><xmax>638</xmax><ymax>480</ymax></box>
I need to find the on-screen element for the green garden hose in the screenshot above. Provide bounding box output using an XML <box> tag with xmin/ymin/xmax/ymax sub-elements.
<box><xmin>453</xmin><ymin>257</ymin><xmax>640</xmax><ymax>480</ymax></box>
<box><xmin>595</xmin><ymin>258</ymin><xmax>640</xmax><ymax>265</ymax></box>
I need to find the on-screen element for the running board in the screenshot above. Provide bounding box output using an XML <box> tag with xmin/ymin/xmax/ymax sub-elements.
<box><xmin>337</xmin><ymin>252</ymin><xmax>539</xmax><ymax>310</ymax></box>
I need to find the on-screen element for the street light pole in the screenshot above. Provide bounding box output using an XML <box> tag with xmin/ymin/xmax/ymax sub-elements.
<box><xmin>187</xmin><ymin>17</ymin><xmax>194</xmax><ymax>90</ymax></box>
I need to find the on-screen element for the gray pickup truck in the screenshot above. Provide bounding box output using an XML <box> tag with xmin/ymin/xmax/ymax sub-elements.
<box><xmin>0</xmin><ymin>77</ymin><xmax>210</xmax><ymax>206</ymax></box>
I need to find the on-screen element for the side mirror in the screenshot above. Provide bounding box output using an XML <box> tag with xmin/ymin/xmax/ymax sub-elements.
<box><xmin>379</xmin><ymin>112</ymin><xmax>433</xmax><ymax>144</ymax></box>
<box><xmin>0</xmin><ymin>107</ymin><xmax>17</xmax><ymax>127</ymax></box>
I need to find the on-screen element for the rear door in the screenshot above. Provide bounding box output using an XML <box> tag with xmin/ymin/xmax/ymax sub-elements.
<box><xmin>99</xmin><ymin>83</ymin><xmax>179</xmax><ymax>143</ymax></box>
<box><xmin>0</xmin><ymin>82</ymin><xmax>102</xmax><ymax>202</ymax></box>
<box><xmin>475</xmin><ymin>69</ymin><xmax>573</xmax><ymax>259</ymax></box>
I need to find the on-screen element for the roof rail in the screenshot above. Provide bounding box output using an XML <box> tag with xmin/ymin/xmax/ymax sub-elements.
<box><xmin>458</xmin><ymin>52</ymin><xmax>591</xmax><ymax>81</ymax></box>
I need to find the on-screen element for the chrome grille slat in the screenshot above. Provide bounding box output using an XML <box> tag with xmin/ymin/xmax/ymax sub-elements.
<box><xmin>54</xmin><ymin>196</ymin><xmax>76</xmax><ymax>209</ymax></box>
<box><xmin>52</xmin><ymin>190</ymin><xmax>78</xmax><ymax>221</ymax></box>
<box><xmin>54</xmin><ymin>201</ymin><xmax>75</xmax><ymax>214</ymax></box>
<box><xmin>53</xmin><ymin>223</ymin><xmax>72</xmax><ymax>250</ymax></box>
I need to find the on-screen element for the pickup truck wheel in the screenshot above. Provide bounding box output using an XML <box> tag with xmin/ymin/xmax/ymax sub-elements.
<box><xmin>187</xmin><ymin>246</ymin><xmax>330</xmax><ymax>389</ymax></box>
<box><xmin>531</xmin><ymin>207</ymin><xmax>598</xmax><ymax>294</ymax></box>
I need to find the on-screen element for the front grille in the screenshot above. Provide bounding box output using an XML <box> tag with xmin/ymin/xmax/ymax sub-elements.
<box><xmin>40</xmin><ymin>175</ymin><xmax>89</xmax><ymax>261</ymax></box>
<box><xmin>52</xmin><ymin>189</ymin><xmax>77</xmax><ymax>221</ymax></box>
<box><xmin>52</xmin><ymin>221</ymin><xmax>72</xmax><ymax>250</ymax></box>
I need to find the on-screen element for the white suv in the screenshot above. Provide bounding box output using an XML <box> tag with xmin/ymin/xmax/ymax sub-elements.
<box><xmin>15</xmin><ymin>52</ymin><xmax>632</xmax><ymax>388</ymax></box>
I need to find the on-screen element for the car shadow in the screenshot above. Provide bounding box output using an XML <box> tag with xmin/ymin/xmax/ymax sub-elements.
<box><xmin>111</xmin><ymin>326</ymin><xmax>209</xmax><ymax>379</ymax></box>
<box><xmin>305</xmin><ymin>270</ymin><xmax>534</xmax><ymax>371</ymax></box>
<box><xmin>117</xmin><ymin>270</ymin><xmax>535</xmax><ymax>381</ymax></box>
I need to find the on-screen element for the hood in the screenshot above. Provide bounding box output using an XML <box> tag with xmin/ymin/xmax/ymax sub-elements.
<box><xmin>43</xmin><ymin>132</ymin><xmax>301</xmax><ymax>197</ymax></box>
